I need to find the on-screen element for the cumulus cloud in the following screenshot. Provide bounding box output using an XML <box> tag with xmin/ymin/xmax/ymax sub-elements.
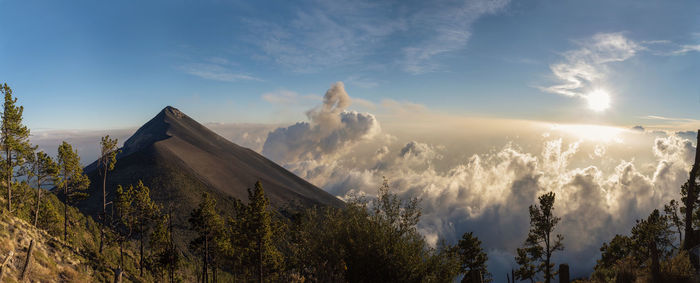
<box><xmin>261</xmin><ymin>83</ymin><xmax>698</xmax><ymax>279</ymax></box>
<box><xmin>262</xmin><ymin>82</ymin><xmax>381</xmax><ymax>163</ymax></box>
<box><xmin>543</xmin><ymin>33</ymin><xmax>640</xmax><ymax>99</ymax></box>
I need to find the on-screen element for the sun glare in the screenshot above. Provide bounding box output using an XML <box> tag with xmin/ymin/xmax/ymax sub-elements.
<box><xmin>586</xmin><ymin>89</ymin><xmax>611</xmax><ymax>112</ymax></box>
<box><xmin>550</xmin><ymin>124</ymin><xmax>627</xmax><ymax>143</ymax></box>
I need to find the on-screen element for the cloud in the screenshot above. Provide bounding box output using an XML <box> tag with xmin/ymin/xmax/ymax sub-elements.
<box><xmin>260</xmin><ymin>82</ymin><xmax>698</xmax><ymax>279</ymax></box>
<box><xmin>262</xmin><ymin>82</ymin><xmax>381</xmax><ymax>163</ymax></box>
<box><xmin>542</xmin><ymin>32</ymin><xmax>640</xmax><ymax>98</ymax></box>
<box><xmin>244</xmin><ymin>0</ymin><xmax>509</xmax><ymax>74</ymax></box>
<box><xmin>400</xmin><ymin>0</ymin><xmax>510</xmax><ymax>74</ymax></box>
<box><xmin>261</xmin><ymin>90</ymin><xmax>320</xmax><ymax>105</ymax></box>
<box><xmin>673</xmin><ymin>44</ymin><xmax>700</xmax><ymax>55</ymax></box>
<box><xmin>179</xmin><ymin>62</ymin><xmax>262</xmax><ymax>82</ymax></box>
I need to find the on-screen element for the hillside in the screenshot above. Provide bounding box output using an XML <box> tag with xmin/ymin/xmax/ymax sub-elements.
<box><xmin>0</xmin><ymin>213</ymin><xmax>92</xmax><ymax>282</ymax></box>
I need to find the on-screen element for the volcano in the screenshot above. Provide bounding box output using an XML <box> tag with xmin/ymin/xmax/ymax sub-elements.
<box><xmin>77</xmin><ymin>106</ymin><xmax>343</xmax><ymax>224</ymax></box>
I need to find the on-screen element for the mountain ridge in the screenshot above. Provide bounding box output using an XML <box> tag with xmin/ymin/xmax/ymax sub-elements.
<box><xmin>78</xmin><ymin>106</ymin><xmax>343</xmax><ymax>222</ymax></box>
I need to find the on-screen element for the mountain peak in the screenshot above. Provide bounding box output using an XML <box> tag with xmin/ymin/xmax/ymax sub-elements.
<box><xmin>161</xmin><ymin>106</ymin><xmax>185</xmax><ymax>119</ymax></box>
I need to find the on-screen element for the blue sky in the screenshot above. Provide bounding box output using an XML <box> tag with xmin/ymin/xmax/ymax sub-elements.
<box><xmin>1</xmin><ymin>0</ymin><xmax>699</xmax><ymax>130</ymax></box>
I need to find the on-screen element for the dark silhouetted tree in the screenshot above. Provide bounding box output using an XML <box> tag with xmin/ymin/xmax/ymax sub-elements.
<box><xmin>457</xmin><ymin>231</ymin><xmax>490</xmax><ymax>282</ymax></box>
<box><xmin>1</xmin><ymin>83</ymin><xmax>33</xmax><ymax>213</ymax></box>
<box><xmin>663</xmin><ymin>199</ymin><xmax>683</xmax><ymax>247</ymax></box>
<box><xmin>515</xmin><ymin>192</ymin><xmax>563</xmax><ymax>283</ymax></box>
<box><xmin>57</xmin><ymin>141</ymin><xmax>89</xmax><ymax>242</ymax></box>
<box><xmin>631</xmin><ymin>209</ymin><xmax>673</xmax><ymax>282</ymax></box>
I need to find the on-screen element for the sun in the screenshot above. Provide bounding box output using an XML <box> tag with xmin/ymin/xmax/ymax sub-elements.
<box><xmin>586</xmin><ymin>89</ymin><xmax>611</xmax><ymax>112</ymax></box>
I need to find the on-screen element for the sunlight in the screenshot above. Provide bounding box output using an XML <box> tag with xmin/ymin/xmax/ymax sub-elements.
<box><xmin>550</xmin><ymin>123</ymin><xmax>627</xmax><ymax>143</ymax></box>
<box><xmin>586</xmin><ymin>89</ymin><xmax>611</xmax><ymax>112</ymax></box>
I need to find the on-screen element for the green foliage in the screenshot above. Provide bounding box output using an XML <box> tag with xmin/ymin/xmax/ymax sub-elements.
<box><xmin>663</xmin><ymin>199</ymin><xmax>683</xmax><ymax>247</ymax></box>
<box><xmin>189</xmin><ymin>192</ymin><xmax>227</xmax><ymax>282</ymax></box>
<box><xmin>457</xmin><ymin>232</ymin><xmax>491</xmax><ymax>282</ymax></box>
<box><xmin>515</xmin><ymin>192</ymin><xmax>564</xmax><ymax>283</ymax></box>
<box><xmin>244</xmin><ymin>181</ymin><xmax>283</xmax><ymax>282</ymax></box>
<box><xmin>29</xmin><ymin>151</ymin><xmax>58</xmax><ymax>226</ymax></box>
<box><xmin>0</xmin><ymin>82</ymin><xmax>34</xmax><ymax>213</ymax></box>
<box><xmin>286</xmin><ymin>178</ymin><xmax>461</xmax><ymax>282</ymax></box>
<box><xmin>114</xmin><ymin>180</ymin><xmax>161</xmax><ymax>276</ymax></box>
<box><xmin>57</xmin><ymin>141</ymin><xmax>90</xmax><ymax>241</ymax></box>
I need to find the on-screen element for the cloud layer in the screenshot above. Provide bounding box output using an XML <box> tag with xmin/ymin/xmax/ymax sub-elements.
<box><xmin>261</xmin><ymin>82</ymin><xmax>696</xmax><ymax>280</ymax></box>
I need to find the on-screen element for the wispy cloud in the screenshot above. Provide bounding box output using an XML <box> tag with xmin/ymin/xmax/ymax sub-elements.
<box><xmin>261</xmin><ymin>89</ymin><xmax>320</xmax><ymax>105</ymax></box>
<box><xmin>673</xmin><ymin>44</ymin><xmax>700</xmax><ymax>55</ymax></box>
<box><xmin>244</xmin><ymin>0</ymin><xmax>509</xmax><ymax>74</ymax></box>
<box><xmin>400</xmin><ymin>0</ymin><xmax>510</xmax><ymax>74</ymax></box>
<box><xmin>179</xmin><ymin>62</ymin><xmax>262</xmax><ymax>82</ymax></box>
<box><xmin>542</xmin><ymin>32</ymin><xmax>640</xmax><ymax>98</ymax></box>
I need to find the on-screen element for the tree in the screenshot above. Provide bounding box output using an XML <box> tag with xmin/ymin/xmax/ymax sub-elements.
<box><xmin>149</xmin><ymin>209</ymin><xmax>180</xmax><ymax>282</ymax></box>
<box><xmin>663</xmin><ymin>199</ymin><xmax>683</xmax><ymax>248</ymax></box>
<box><xmin>597</xmin><ymin>234</ymin><xmax>632</xmax><ymax>270</ymax></box>
<box><xmin>114</xmin><ymin>184</ymin><xmax>135</xmax><ymax>268</ymax></box>
<box><xmin>29</xmin><ymin>151</ymin><xmax>58</xmax><ymax>227</ymax></box>
<box><xmin>1</xmin><ymin>83</ymin><xmax>33</xmax><ymax>213</ymax></box>
<box><xmin>682</xmin><ymin>130</ymin><xmax>700</xmax><ymax>251</ymax></box>
<box><xmin>515</xmin><ymin>192</ymin><xmax>564</xmax><ymax>283</ymax></box>
<box><xmin>457</xmin><ymin>232</ymin><xmax>490</xmax><ymax>282</ymax></box>
<box><xmin>244</xmin><ymin>181</ymin><xmax>282</xmax><ymax>283</ymax></box>
<box><xmin>131</xmin><ymin>181</ymin><xmax>160</xmax><ymax>277</ymax></box>
<box><xmin>189</xmin><ymin>192</ymin><xmax>226</xmax><ymax>283</ymax></box>
<box><xmin>630</xmin><ymin>209</ymin><xmax>674</xmax><ymax>282</ymax></box>
<box><xmin>57</xmin><ymin>141</ymin><xmax>90</xmax><ymax>242</ymax></box>
<box><xmin>98</xmin><ymin>135</ymin><xmax>119</xmax><ymax>253</ymax></box>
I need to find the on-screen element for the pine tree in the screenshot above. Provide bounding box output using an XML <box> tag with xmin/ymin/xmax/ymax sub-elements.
<box><xmin>57</xmin><ymin>141</ymin><xmax>90</xmax><ymax>242</ymax></box>
<box><xmin>98</xmin><ymin>135</ymin><xmax>119</xmax><ymax>253</ymax></box>
<box><xmin>114</xmin><ymin>184</ymin><xmax>135</xmax><ymax>268</ymax></box>
<box><xmin>189</xmin><ymin>192</ymin><xmax>225</xmax><ymax>283</ymax></box>
<box><xmin>515</xmin><ymin>192</ymin><xmax>564</xmax><ymax>283</ymax></box>
<box><xmin>630</xmin><ymin>209</ymin><xmax>673</xmax><ymax>282</ymax></box>
<box><xmin>0</xmin><ymin>83</ymin><xmax>33</xmax><ymax>213</ymax></box>
<box><xmin>457</xmin><ymin>232</ymin><xmax>490</xmax><ymax>282</ymax></box>
<box><xmin>663</xmin><ymin>199</ymin><xmax>684</xmax><ymax>247</ymax></box>
<box><xmin>245</xmin><ymin>181</ymin><xmax>282</xmax><ymax>283</ymax></box>
<box><xmin>133</xmin><ymin>181</ymin><xmax>160</xmax><ymax>277</ymax></box>
<box><xmin>29</xmin><ymin>151</ymin><xmax>58</xmax><ymax>227</ymax></box>
<box><xmin>150</xmin><ymin>210</ymin><xmax>180</xmax><ymax>282</ymax></box>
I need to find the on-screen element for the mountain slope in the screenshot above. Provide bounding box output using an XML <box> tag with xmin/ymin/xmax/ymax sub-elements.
<box><xmin>0</xmin><ymin>214</ymin><xmax>92</xmax><ymax>282</ymax></box>
<box><xmin>77</xmin><ymin>106</ymin><xmax>343</xmax><ymax>225</ymax></box>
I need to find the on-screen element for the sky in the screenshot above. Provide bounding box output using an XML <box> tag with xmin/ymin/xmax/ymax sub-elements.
<box><xmin>3</xmin><ymin>0</ymin><xmax>700</xmax><ymax>281</ymax></box>
<box><xmin>1</xmin><ymin>0</ymin><xmax>699</xmax><ymax>130</ymax></box>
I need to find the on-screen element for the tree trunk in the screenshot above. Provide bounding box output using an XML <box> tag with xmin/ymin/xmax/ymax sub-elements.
<box><xmin>650</xmin><ymin>241</ymin><xmax>660</xmax><ymax>283</ymax></box>
<box><xmin>168</xmin><ymin>210</ymin><xmax>175</xmax><ymax>283</ymax></box>
<box><xmin>685</xmin><ymin>130</ymin><xmax>700</xmax><ymax>250</ymax></box>
<box><xmin>203</xmin><ymin>236</ymin><xmax>208</xmax><ymax>283</ymax></box>
<box><xmin>100</xmin><ymin>166</ymin><xmax>107</xmax><ymax>253</ymax></box>
<box><xmin>258</xmin><ymin>237</ymin><xmax>263</xmax><ymax>283</ymax></box>
<box><xmin>212</xmin><ymin>259</ymin><xmax>217</xmax><ymax>283</ymax></box>
<box><xmin>33</xmin><ymin>182</ymin><xmax>41</xmax><ymax>227</ymax></box>
<box><xmin>0</xmin><ymin>250</ymin><xmax>14</xmax><ymax>281</ymax></box>
<box><xmin>112</xmin><ymin>266</ymin><xmax>123</xmax><ymax>283</ymax></box>
<box><xmin>140</xmin><ymin>224</ymin><xmax>144</xmax><ymax>277</ymax></box>
<box><xmin>20</xmin><ymin>239</ymin><xmax>35</xmax><ymax>280</ymax></box>
<box><xmin>6</xmin><ymin>146</ymin><xmax>11</xmax><ymax>213</ymax></box>
<box><xmin>64</xmin><ymin>185</ymin><xmax>68</xmax><ymax>242</ymax></box>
